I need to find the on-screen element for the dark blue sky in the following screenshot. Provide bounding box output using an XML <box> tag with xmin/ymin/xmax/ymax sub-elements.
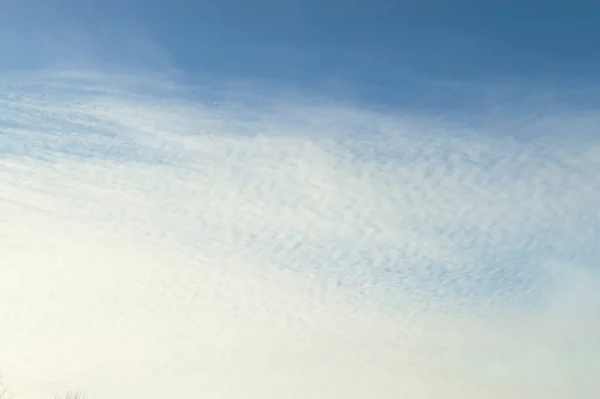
<box><xmin>137</xmin><ymin>1</ymin><xmax>600</xmax><ymax>99</ymax></box>
<box><xmin>3</xmin><ymin>0</ymin><xmax>600</xmax><ymax>108</ymax></box>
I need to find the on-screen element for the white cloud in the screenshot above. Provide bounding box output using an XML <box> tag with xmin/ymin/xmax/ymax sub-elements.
<box><xmin>0</xmin><ymin>70</ymin><xmax>599</xmax><ymax>399</ymax></box>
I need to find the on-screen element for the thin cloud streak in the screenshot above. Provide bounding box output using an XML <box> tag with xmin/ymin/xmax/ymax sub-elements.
<box><xmin>0</xmin><ymin>70</ymin><xmax>599</xmax><ymax>399</ymax></box>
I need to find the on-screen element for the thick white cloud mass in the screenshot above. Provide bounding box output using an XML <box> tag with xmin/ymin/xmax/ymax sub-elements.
<box><xmin>0</xmin><ymin>70</ymin><xmax>599</xmax><ymax>399</ymax></box>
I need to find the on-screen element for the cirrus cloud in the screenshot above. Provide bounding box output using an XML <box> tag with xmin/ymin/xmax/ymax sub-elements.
<box><xmin>0</xmin><ymin>70</ymin><xmax>599</xmax><ymax>399</ymax></box>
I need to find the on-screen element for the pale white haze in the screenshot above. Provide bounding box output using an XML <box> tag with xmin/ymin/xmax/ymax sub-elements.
<box><xmin>1</xmin><ymin>5</ymin><xmax>600</xmax><ymax>398</ymax></box>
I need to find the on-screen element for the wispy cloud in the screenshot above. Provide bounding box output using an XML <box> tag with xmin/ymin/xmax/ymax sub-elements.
<box><xmin>1</xmin><ymin>70</ymin><xmax>599</xmax><ymax>399</ymax></box>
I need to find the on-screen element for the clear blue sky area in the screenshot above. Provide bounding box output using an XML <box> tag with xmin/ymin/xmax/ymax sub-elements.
<box><xmin>139</xmin><ymin>1</ymin><xmax>600</xmax><ymax>79</ymax></box>
<box><xmin>6</xmin><ymin>0</ymin><xmax>599</xmax><ymax>108</ymax></box>
<box><xmin>140</xmin><ymin>0</ymin><xmax>600</xmax><ymax>105</ymax></box>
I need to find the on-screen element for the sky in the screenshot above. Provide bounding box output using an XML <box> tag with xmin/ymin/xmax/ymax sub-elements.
<box><xmin>0</xmin><ymin>1</ymin><xmax>599</xmax><ymax>399</ymax></box>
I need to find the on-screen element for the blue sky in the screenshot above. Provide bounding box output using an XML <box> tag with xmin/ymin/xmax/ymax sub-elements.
<box><xmin>137</xmin><ymin>1</ymin><xmax>600</xmax><ymax>83</ymax></box>
<box><xmin>146</xmin><ymin>0</ymin><xmax>600</xmax><ymax>114</ymax></box>
<box><xmin>4</xmin><ymin>0</ymin><xmax>600</xmax><ymax>108</ymax></box>
<box><xmin>1</xmin><ymin>1</ymin><xmax>599</xmax><ymax>399</ymax></box>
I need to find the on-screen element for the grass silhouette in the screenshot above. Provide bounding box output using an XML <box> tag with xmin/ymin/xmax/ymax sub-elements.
<box><xmin>0</xmin><ymin>374</ymin><xmax>89</xmax><ymax>399</ymax></box>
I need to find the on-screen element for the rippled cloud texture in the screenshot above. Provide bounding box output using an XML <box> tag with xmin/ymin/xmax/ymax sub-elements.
<box><xmin>1</xmin><ymin>70</ymin><xmax>599</xmax><ymax>399</ymax></box>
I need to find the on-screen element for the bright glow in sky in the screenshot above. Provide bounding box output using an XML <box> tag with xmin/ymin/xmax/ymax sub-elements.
<box><xmin>1</xmin><ymin>1</ymin><xmax>599</xmax><ymax>399</ymax></box>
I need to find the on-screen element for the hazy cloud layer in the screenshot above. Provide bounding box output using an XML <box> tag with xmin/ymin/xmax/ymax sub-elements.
<box><xmin>1</xmin><ymin>71</ymin><xmax>599</xmax><ymax>399</ymax></box>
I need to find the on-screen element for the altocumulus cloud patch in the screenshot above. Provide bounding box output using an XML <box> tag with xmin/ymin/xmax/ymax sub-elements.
<box><xmin>0</xmin><ymin>70</ymin><xmax>599</xmax><ymax>399</ymax></box>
